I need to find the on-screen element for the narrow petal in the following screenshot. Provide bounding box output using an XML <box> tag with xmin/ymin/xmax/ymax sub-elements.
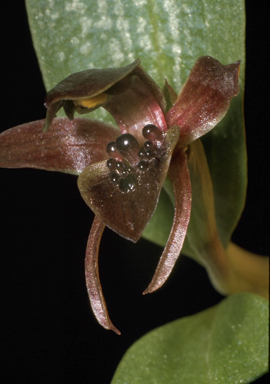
<box><xmin>143</xmin><ymin>148</ymin><xmax>191</xmax><ymax>294</ymax></box>
<box><xmin>85</xmin><ymin>216</ymin><xmax>121</xmax><ymax>335</ymax></box>
<box><xmin>43</xmin><ymin>100</ymin><xmax>62</xmax><ymax>132</ymax></box>
<box><xmin>0</xmin><ymin>117</ymin><xmax>119</xmax><ymax>174</ymax></box>
<box><xmin>105</xmin><ymin>76</ymin><xmax>168</xmax><ymax>144</ymax></box>
<box><xmin>78</xmin><ymin>126</ymin><xmax>180</xmax><ymax>242</ymax></box>
<box><xmin>166</xmin><ymin>56</ymin><xmax>240</xmax><ymax>147</ymax></box>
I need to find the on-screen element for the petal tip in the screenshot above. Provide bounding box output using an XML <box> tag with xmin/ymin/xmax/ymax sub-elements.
<box><xmin>109</xmin><ymin>324</ymin><xmax>121</xmax><ymax>335</ymax></box>
<box><xmin>142</xmin><ymin>287</ymin><xmax>151</xmax><ymax>295</ymax></box>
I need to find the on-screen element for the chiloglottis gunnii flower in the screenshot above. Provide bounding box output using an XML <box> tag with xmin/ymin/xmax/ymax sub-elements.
<box><xmin>0</xmin><ymin>56</ymin><xmax>240</xmax><ymax>334</ymax></box>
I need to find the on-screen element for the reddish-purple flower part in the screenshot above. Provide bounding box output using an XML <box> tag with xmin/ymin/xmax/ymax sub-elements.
<box><xmin>0</xmin><ymin>56</ymin><xmax>240</xmax><ymax>334</ymax></box>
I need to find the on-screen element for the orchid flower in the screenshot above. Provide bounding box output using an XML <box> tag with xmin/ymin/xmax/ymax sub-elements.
<box><xmin>0</xmin><ymin>56</ymin><xmax>240</xmax><ymax>334</ymax></box>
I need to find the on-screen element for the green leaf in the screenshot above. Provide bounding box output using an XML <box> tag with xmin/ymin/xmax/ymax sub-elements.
<box><xmin>201</xmin><ymin>95</ymin><xmax>247</xmax><ymax>248</ymax></box>
<box><xmin>25</xmin><ymin>0</ymin><xmax>246</xmax><ymax>251</ymax></box>
<box><xmin>111</xmin><ymin>293</ymin><xmax>269</xmax><ymax>384</ymax></box>
<box><xmin>25</xmin><ymin>0</ymin><xmax>244</xmax><ymax>94</ymax></box>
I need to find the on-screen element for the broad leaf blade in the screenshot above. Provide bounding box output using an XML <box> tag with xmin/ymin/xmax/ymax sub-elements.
<box><xmin>25</xmin><ymin>0</ymin><xmax>246</xmax><ymax>252</ymax></box>
<box><xmin>111</xmin><ymin>293</ymin><xmax>269</xmax><ymax>384</ymax></box>
<box><xmin>25</xmin><ymin>0</ymin><xmax>244</xmax><ymax>92</ymax></box>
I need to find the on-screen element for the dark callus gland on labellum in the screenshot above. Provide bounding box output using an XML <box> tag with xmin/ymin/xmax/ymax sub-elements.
<box><xmin>0</xmin><ymin>56</ymin><xmax>240</xmax><ymax>334</ymax></box>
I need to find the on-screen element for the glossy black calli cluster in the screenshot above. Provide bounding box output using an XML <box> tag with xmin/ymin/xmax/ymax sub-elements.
<box><xmin>106</xmin><ymin>124</ymin><xmax>164</xmax><ymax>193</ymax></box>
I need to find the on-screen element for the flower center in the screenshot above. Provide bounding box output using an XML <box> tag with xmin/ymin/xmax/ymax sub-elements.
<box><xmin>73</xmin><ymin>93</ymin><xmax>108</xmax><ymax>109</ymax></box>
<box><xmin>106</xmin><ymin>124</ymin><xmax>164</xmax><ymax>193</ymax></box>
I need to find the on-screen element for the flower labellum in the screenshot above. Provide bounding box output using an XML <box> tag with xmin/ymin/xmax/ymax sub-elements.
<box><xmin>0</xmin><ymin>56</ymin><xmax>240</xmax><ymax>334</ymax></box>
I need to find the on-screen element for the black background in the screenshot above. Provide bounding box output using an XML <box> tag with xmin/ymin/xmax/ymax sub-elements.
<box><xmin>0</xmin><ymin>1</ymin><xmax>269</xmax><ymax>383</ymax></box>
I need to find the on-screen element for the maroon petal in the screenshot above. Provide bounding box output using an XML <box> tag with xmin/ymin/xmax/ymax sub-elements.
<box><xmin>166</xmin><ymin>56</ymin><xmax>240</xmax><ymax>147</ymax></box>
<box><xmin>162</xmin><ymin>79</ymin><xmax>178</xmax><ymax>112</ymax></box>
<box><xmin>77</xmin><ymin>126</ymin><xmax>180</xmax><ymax>242</ymax></box>
<box><xmin>143</xmin><ymin>148</ymin><xmax>191</xmax><ymax>294</ymax></box>
<box><xmin>0</xmin><ymin>117</ymin><xmax>119</xmax><ymax>174</ymax></box>
<box><xmin>44</xmin><ymin>60</ymin><xmax>141</xmax><ymax>131</ymax></box>
<box><xmin>45</xmin><ymin>59</ymin><xmax>141</xmax><ymax>105</ymax></box>
<box><xmin>133</xmin><ymin>65</ymin><xmax>167</xmax><ymax>113</ymax></box>
<box><xmin>43</xmin><ymin>100</ymin><xmax>62</xmax><ymax>133</ymax></box>
<box><xmin>105</xmin><ymin>76</ymin><xmax>168</xmax><ymax>144</ymax></box>
<box><xmin>85</xmin><ymin>216</ymin><xmax>121</xmax><ymax>335</ymax></box>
